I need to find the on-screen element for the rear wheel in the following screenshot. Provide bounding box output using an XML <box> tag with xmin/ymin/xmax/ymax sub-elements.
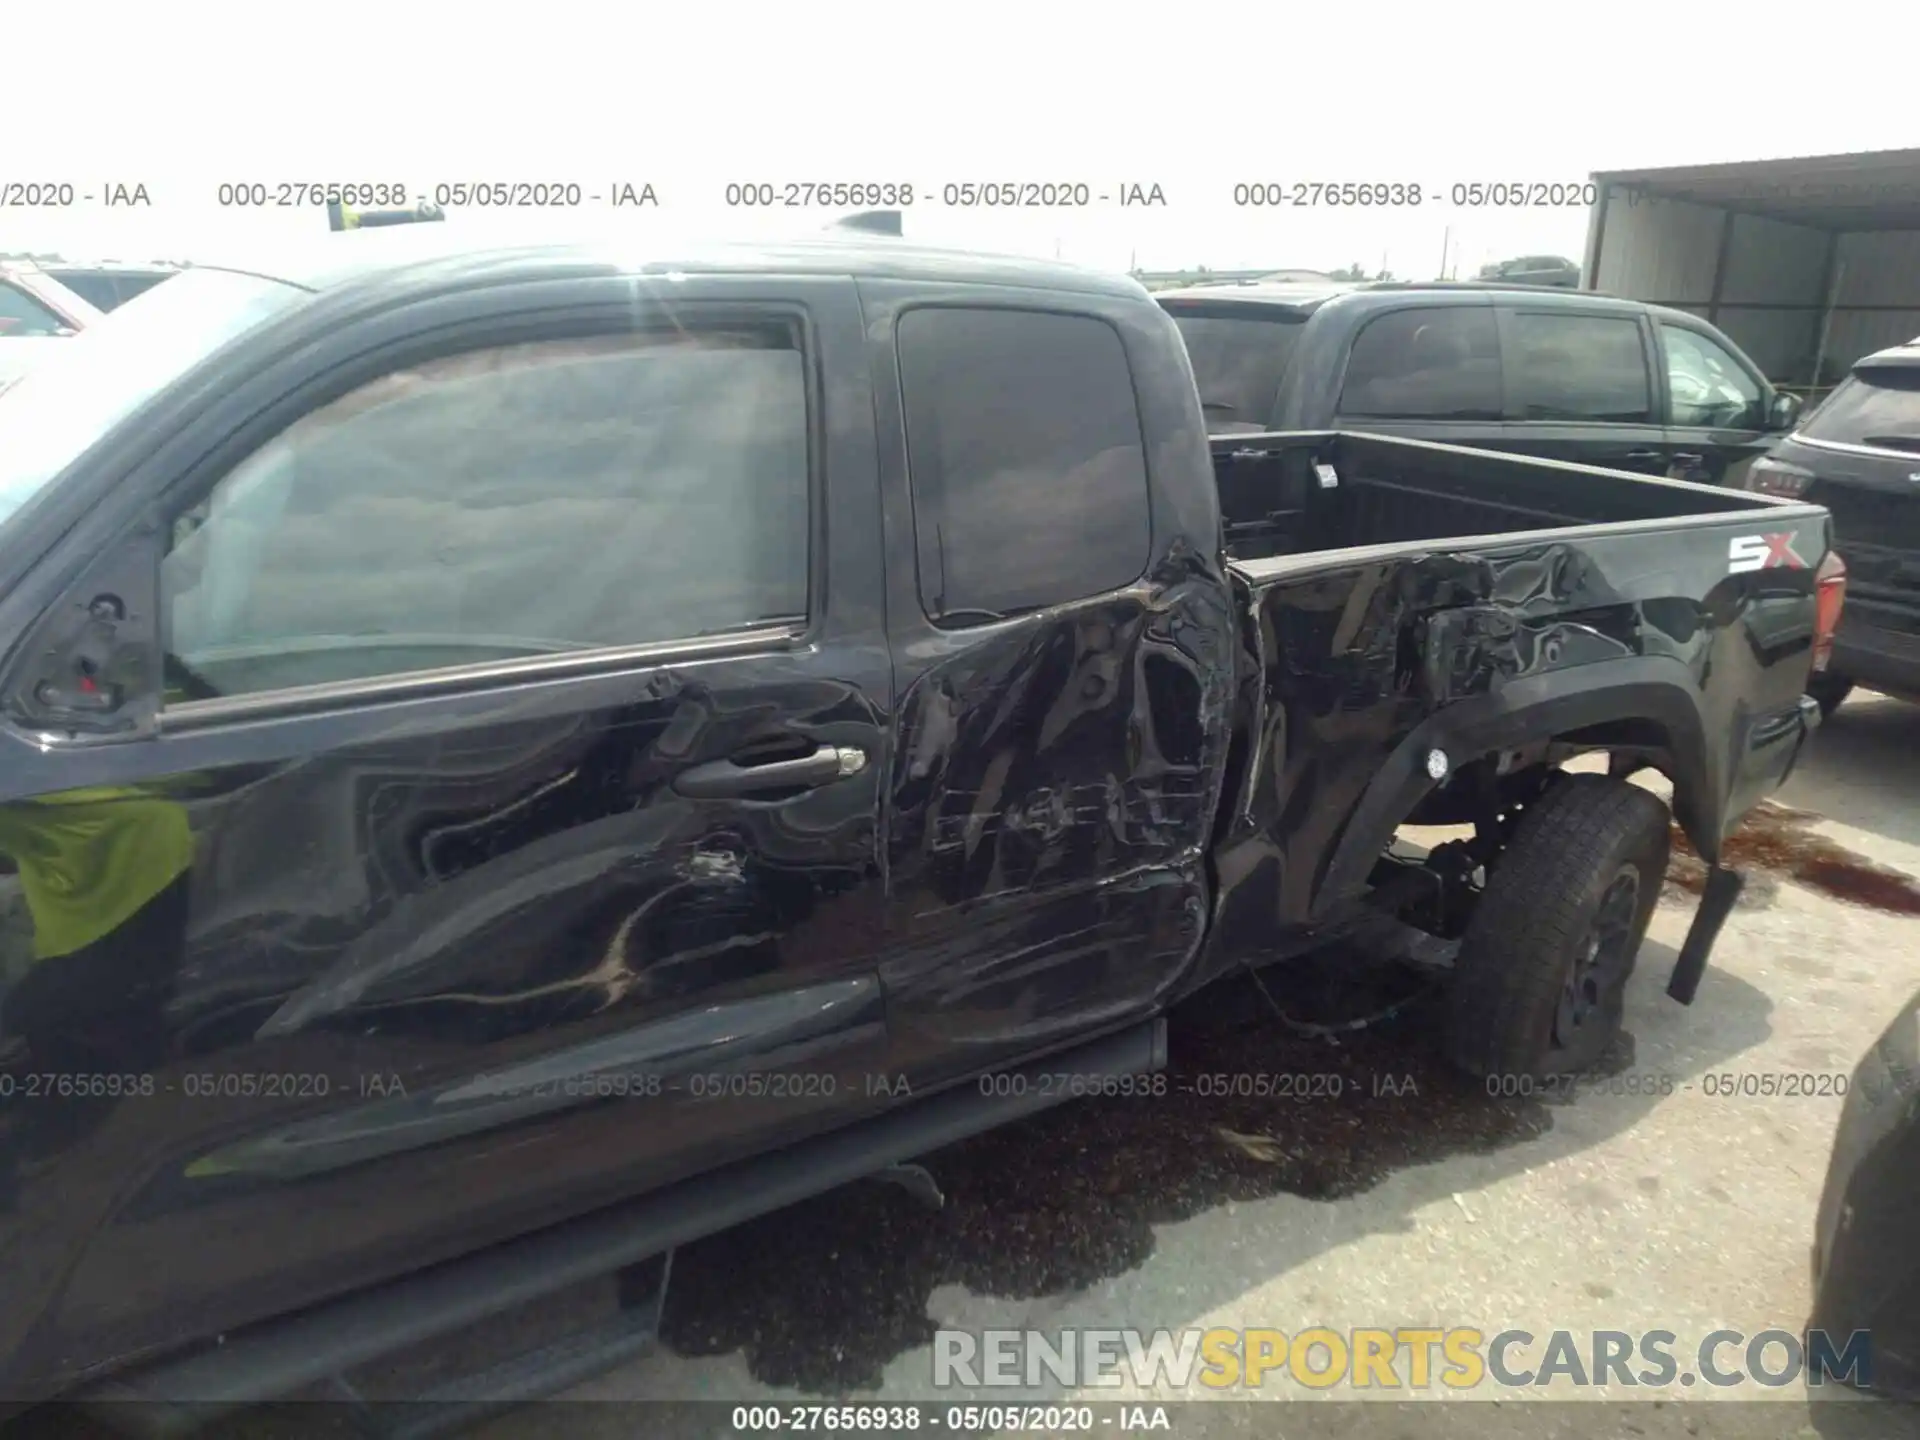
<box><xmin>1806</xmin><ymin>672</ymin><xmax>1854</xmax><ymax>719</ymax></box>
<box><xmin>1443</xmin><ymin>773</ymin><xmax>1671</xmax><ymax>1080</ymax></box>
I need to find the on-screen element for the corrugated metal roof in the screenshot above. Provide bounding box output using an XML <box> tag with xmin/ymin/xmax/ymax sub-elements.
<box><xmin>1591</xmin><ymin>148</ymin><xmax>1920</xmax><ymax>230</ymax></box>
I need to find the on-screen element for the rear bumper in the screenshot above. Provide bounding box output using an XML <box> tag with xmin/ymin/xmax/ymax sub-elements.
<box><xmin>1784</xmin><ymin>692</ymin><xmax>1821</xmax><ymax>784</ymax></box>
<box><xmin>1831</xmin><ymin>612</ymin><xmax>1920</xmax><ymax>701</ymax></box>
<box><xmin>1728</xmin><ymin>693</ymin><xmax>1821</xmax><ymax>828</ymax></box>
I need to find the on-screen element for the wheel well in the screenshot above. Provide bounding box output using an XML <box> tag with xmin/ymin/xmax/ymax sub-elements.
<box><xmin>1311</xmin><ymin>672</ymin><xmax>1721</xmax><ymax>928</ymax></box>
<box><xmin>1545</xmin><ymin>717</ymin><xmax>1706</xmax><ymax>851</ymax></box>
<box><xmin>1401</xmin><ymin>717</ymin><xmax>1701</xmax><ymax>851</ymax></box>
<box><xmin>1381</xmin><ymin>726</ymin><xmax>1694</xmax><ymax>943</ymax></box>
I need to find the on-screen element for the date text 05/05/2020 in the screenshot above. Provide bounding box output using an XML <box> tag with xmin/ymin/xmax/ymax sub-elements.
<box><xmin>722</xmin><ymin>181</ymin><xmax>1167</xmax><ymax>208</ymax></box>
<box><xmin>212</xmin><ymin>181</ymin><xmax>660</xmax><ymax>209</ymax></box>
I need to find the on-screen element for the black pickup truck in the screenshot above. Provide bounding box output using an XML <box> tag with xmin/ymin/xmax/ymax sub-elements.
<box><xmin>1159</xmin><ymin>279</ymin><xmax>1801</xmax><ymax>488</ymax></box>
<box><xmin>0</xmin><ymin>228</ymin><xmax>1838</xmax><ymax>1429</ymax></box>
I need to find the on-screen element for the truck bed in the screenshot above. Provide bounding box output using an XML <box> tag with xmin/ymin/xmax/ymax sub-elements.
<box><xmin>1213</xmin><ymin>430</ymin><xmax>1780</xmax><ymax>564</ymax></box>
<box><xmin>1196</xmin><ymin>429</ymin><xmax>1831</xmax><ymax>965</ymax></box>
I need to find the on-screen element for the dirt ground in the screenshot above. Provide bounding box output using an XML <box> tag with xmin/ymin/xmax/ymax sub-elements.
<box><xmin>26</xmin><ymin>693</ymin><xmax>1920</xmax><ymax>1440</ymax></box>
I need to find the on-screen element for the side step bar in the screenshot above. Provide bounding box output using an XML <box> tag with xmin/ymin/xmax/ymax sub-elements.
<box><xmin>324</xmin><ymin>1256</ymin><xmax>671</xmax><ymax>1440</ymax></box>
<box><xmin>75</xmin><ymin>1020</ymin><xmax>1166</xmax><ymax>1438</ymax></box>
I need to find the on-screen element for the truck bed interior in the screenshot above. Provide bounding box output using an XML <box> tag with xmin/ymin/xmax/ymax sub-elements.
<box><xmin>1214</xmin><ymin>431</ymin><xmax>1772</xmax><ymax>563</ymax></box>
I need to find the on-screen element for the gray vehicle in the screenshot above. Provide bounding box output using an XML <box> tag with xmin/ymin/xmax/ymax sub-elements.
<box><xmin>1477</xmin><ymin>255</ymin><xmax>1581</xmax><ymax>288</ymax></box>
<box><xmin>1742</xmin><ymin>337</ymin><xmax>1920</xmax><ymax>714</ymax></box>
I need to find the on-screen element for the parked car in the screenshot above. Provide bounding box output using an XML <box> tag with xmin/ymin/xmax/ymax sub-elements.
<box><xmin>1810</xmin><ymin>985</ymin><xmax>1920</xmax><ymax>1398</ymax></box>
<box><xmin>0</xmin><ymin>263</ymin><xmax>103</xmax><ymax>391</ymax></box>
<box><xmin>1157</xmin><ymin>281</ymin><xmax>1801</xmax><ymax>489</ymax></box>
<box><xmin>1478</xmin><ymin>255</ymin><xmax>1581</xmax><ymax>288</ymax></box>
<box><xmin>0</xmin><ymin>228</ymin><xmax>1835</xmax><ymax>1426</ymax></box>
<box><xmin>38</xmin><ymin>262</ymin><xmax>181</xmax><ymax>314</ymax></box>
<box><xmin>1740</xmin><ymin>339</ymin><xmax>1920</xmax><ymax>715</ymax></box>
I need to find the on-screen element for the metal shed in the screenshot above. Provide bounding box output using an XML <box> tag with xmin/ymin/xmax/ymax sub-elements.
<box><xmin>1582</xmin><ymin>148</ymin><xmax>1920</xmax><ymax>403</ymax></box>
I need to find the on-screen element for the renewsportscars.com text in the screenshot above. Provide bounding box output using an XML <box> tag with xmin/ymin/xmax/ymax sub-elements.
<box><xmin>933</xmin><ymin>1326</ymin><xmax>1872</xmax><ymax>1391</ymax></box>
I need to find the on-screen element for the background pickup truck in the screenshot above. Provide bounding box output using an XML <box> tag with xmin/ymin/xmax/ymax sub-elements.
<box><xmin>1158</xmin><ymin>278</ymin><xmax>1803</xmax><ymax>489</ymax></box>
<box><xmin>0</xmin><ymin>231</ymin><xmax>1838</xmax><ymax>1429</ymax></box>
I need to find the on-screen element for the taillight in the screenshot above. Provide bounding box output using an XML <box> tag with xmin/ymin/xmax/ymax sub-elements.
<box><xmin>1747</xmin><ymin>455</ymin><xmax>1815</xmax><ymax>498</ymax></box>
<box><xmin>1813</xmin><ymin>550</ymin><xmax>1847</xmax><ymax>672</ymax></box>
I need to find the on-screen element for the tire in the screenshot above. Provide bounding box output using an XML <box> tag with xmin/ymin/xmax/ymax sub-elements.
<box><xmin>1443</xmin><ymin>773</ymin><xmax>1671</xmax><ymax>1080</ymax></box>
<box><xmin>1806</xmin><ymin>672</ymin><xmax>1854</xmax><ymax>720</ymax></box>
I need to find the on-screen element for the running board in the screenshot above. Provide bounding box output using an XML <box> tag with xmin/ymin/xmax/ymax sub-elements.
<box><xmin>1243</xmin><ymin>905</ymin><xmax>1460</xmax><ymax>974</ymax></box>
<box><xmin>74</xmin><ymin>1020</ymin><xmax>1166</xmax><ymax>1438</ymax></box>
<box><xmin>327</xmin><ymin>1254</ymin><xmax>670</xmax><ymax>1440</ymax></box>
<box><xmin>1334</xmin><ymin>907</ymin><xmax>1460</xmax><ymax>971</ymax></box>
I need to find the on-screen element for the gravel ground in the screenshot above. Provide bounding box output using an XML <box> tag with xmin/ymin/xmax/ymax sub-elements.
<box><xmin>17</xmin><ymin>693</ymin><xmax>1920</xmax><ymax>1440</ymax></box>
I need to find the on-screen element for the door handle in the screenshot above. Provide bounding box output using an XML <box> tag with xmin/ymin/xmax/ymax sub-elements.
<box><xmin>1624</xmin><ymin>450</ymin><xmax>1663</xmax><ymax>462</ymax></box>
<box><xmin>673</xmin><ymin>743</ymin><xmax>868</xmax><ymax>799</ymax></box>
<box><xmin>1671</xmin><ymin>452</ymin><xmax>1707</xmax><ymax>467</ymax></box>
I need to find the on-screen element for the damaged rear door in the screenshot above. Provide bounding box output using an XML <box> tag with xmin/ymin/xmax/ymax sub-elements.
<box><xmin>858</xmin><ymin>284</ymin><xmax>1233</xmax><ymax>1084</ymax></box>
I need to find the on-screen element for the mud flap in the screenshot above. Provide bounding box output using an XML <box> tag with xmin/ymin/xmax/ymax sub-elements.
<box><xmin>1667</xmin><ymin>865</ymin><xmax>1744</xmax><ymax>1005</ymax></box>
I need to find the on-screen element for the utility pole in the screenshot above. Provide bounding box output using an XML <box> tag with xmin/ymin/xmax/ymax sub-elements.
<box><xmin>1438</xmin><ymin>226</ymin><xmax>1451</xmax><ymax>280</ymax></box>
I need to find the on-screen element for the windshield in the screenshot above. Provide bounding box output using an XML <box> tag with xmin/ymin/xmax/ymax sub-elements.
<box><xmin>1166</xmin><ymin>311</ymin><xmax>1303</xmax><ymax>434</ymax></box>
<box><xmin>0</xmin><ymin>267</ymin><xmax>308</xmax><ymax>529</ymax></box>
<box><xmin>1799</xmin><ymin>365</ymin><xmax>1920</xmax><ymax>453</ymax></box>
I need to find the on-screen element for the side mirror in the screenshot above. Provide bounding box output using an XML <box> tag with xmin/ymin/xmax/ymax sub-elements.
<box><xmin>4</xmin><ymin>526</ymin><xmax>162</xmax><ymax>740</ymax></box>
<box><xmin>1769</xmin><ymin>391</ymin><xmax>1803</xmax><ymax>433</ymax></box>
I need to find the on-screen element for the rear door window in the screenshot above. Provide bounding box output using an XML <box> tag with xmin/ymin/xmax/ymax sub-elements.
<box><xmin>1338</xmin><ymin>306</ymin><xmax>1502</xmax><ymax>420</ymax></box>
<box><xmin>1799</xmin><ymin>367</ymin><xmax>1920</xmax><ymax>454</ymax></box>
<box><xmin>896</xmin><ymin>306</ymin><xmax>1152</xmax><ymax>625</ymax></box>
<box><xmin>1507</xmin><ymin>312</ymin><xmax>1653</xmax><ymax>423</ymax></box>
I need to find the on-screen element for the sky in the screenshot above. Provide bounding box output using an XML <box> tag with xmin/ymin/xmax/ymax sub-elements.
<box><xmin>4</xmin><ymin>2</ymin><xmax>1915</xmax><ymax>281</ymax></box>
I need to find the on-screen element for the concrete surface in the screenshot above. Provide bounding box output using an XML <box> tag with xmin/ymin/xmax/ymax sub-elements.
<box><xmin>35</xmin><ymin>693</ymin><xmax>1920</xmax><ymax>1440</ymax></box>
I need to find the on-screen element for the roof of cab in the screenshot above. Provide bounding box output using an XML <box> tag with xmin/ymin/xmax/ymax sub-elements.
<box><xmin>1155</xmin><ymin>277</ymin><xmax>1691</xmax><ymax>324</ymax></box>
<box><xmin>1856</xmin><ymin>339</ymin><xmax>1920</xmax><ymax>370</ymax></box>
<box><xmin>190</xmin><ymin>225</ymin><xmax>1154</xmax><ymax>303</ymax></box>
